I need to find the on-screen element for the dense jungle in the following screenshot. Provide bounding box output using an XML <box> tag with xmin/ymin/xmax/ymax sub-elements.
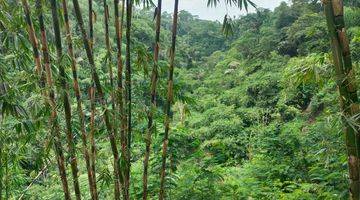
<box><xmin>1</xmin><ymin>0</ymin><xmax>360</xmax><ymax>199</ymax></box>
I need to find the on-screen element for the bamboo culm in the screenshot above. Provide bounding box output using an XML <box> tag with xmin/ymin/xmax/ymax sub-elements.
<box><xmin>124</xmin><ymin>0</ymin><xmax>133</xmax><ymax>198</ymax></box>
<box><xmin>21</xmin><ymin>0</ymin><xmax>41</xmax><ymax>76</ymax></box>
<box><xmin>23</xmin><ymin>0</ymin><xmax>71</xmax><ymax>199</ymax></box>
<box><xmin>88</xmin><ymin>0</ymin><xmax>94</xmax><ymax>51</ymax></box>
<box><xmin>50</xmin><ymin>1</ymin><xmax>82</xmax><ymax>199</ymax></box>
<box><xmin>104</xmin><ymin>2</ymin><xmax>117</xmax><ymax>143</ymax></box>
<box><xmin>89</xmin><ymin>85</ymin><xmax>98</xmax><ymax>198</ymax></box>
<box><xmin>61</xmin><ymin>0</ymin><xmax>99</xmax><ymax>199</ymax></box>
<box><xmin>0</xmin><ymin>145</ymin><xmax>3</xmax><ymax>200</ymax></box>
<box><xmin>102</xmin><ymin>0</ymin><xmax>123</xmax><ymax>199</ymax></box>
<box><xmin>323</xmin><ymin>0</ymin><xmax>360</xmax><ymax>199</ymax></box>
<box><xmin>71</xmin><ymin>0</ymin><xmax>123</xmax><ymax>198</ymax></box>
<box><xmin>143</xmin><ymin>1</ymin><xmax>162</xmax><ymax>199</ymax></box>
<box><xmin>159</xmin><ymin>0</ymin><xmax>179</xmax><ymax>199</ymax></box>
<box><xmin>113</xmin><ymin>0</ymin><xmax>127</xmax><ymax>197</ymax></box>
<box><xmin>87</xmin><ymin>0</ymin><xmax>99</xmax><ymax>193</ymax></box>
<box><xmin>4</xmin><ymin>153</ymin><xmax>8</xmax><ymax>199</ymax></box>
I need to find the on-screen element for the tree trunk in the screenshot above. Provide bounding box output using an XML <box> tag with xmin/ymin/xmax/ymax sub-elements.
<box><xmin>323</xmin><ymin>0</ymin><xmax>360</xmax><ymax>199</ymax></box>
<box><xmin>50</xmin><ymin>1</ymin><xmax>82</xmax><ymax>199</ymax></box>
<box><xmin>143</xmin><ymin>1</ymin><xmax>162</xmax><ymax>199</ymax></box>
<box><xmin>70</xmin><ymin>0</ymin><xmax>122</xmax><ymax>198</ymax></box>
<box><xmin>61</xmin><ymin>0</ymin><xmax>98</xmax><ymax>199</ymax></box>
<box><xmin>124</xmin><ymin>0</ymin><xmax>133</xmax><ymax>198</ymax></box>
<box><xmin>23</xmin><ymin>1</ymin><xmax>71</xmax><ymax>199</ymax></box>
<box><xmin>159</xmin><ymin>0</ymin><xmax>179</xmax><ymax>199</ymax></box>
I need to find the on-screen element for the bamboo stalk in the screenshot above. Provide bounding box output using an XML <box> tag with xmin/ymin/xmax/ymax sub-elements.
<box><xmin>323</xmin><ymin>0</ymin><xmax>360</xmax><ymax>199</ymax></box>
<box><xmin>0</xmin><ymin>146</ymin><xmax>2</xmax><ymax>200</ymax></box>
<box><xmin>89</xmin><ymin>85</ymin><xmax>98</xmax><ymax>198</ymax></box>
<box><xmin>49</xmin><ymin>1</ymin><xmax>82</xmax><ymax>199</ymax></box>
<box><xmin>18</xmin><ymin>164</ymin><xmax>48</xmax><ymax>200</ymax></box>
<box><xmin>61</xmin><ymin>0</ymin><xmax>98</xmax><ymax>199</ymax></box>
<box><xmin>143</xmin><ymin>1</ymin><xmax>162</xmax><ymax>199</ymax></box>
<box><xmin>23</xmin><ymin>1</ymin><xmax>71</xmax><ymax>199</ymax></box>
<box><xmin>104</xmin><ymin>2</ymin><xmax>116</xmax><ymax>128</ymax></box>
<box><xmin>88</xmin><ymin>0</ymin><xmax>100</xmax><ymax>196</ymax></box>
<box><xmin>21</xmin><ymin>0</ymin><xmax>41</xmax><ymax>76</ymax></box>
<box><xmin>113</xmin><ymin>0</ymin><xmax>127</xmax><ymax>196</ymax></box>
<box><xmin>87</xmin><ymin>0</ymin><xmax>99</xmax><ymax>193</ymax></box>
<box><xmin>102</xmin><ymin>1</ymin><xmax>123</xmax><ymax>199</ymax></box>
<box><xmin>159</xmin><ymin>0</ymin><xmax>179</xmax><ymax>199</ymax></box>
<box><xmin>35</xmin><ymin>0</ymin><xmax>49</xmax><ymax>92</ymax></box>
<box><xmin>89</xmin><ymin>0</ymin><xmax>94</xmax><ymax>48</ymax></box>
<box><xmin>124</xmin><ymin>0</ymin><xmax>133</xmax><ymax>198</ymax></box>
<box><xmin>70</xmin><ymin>0</ymin><xmax>122</xmax><ymax>198</ymax></box>
<box><xmin>4</xmin><ymin>152</ymin><xmax>8</xmax><ymax>200</ymax></box>
<box><xmin>120</xmin><ymin>1</ymin><xmax>126</xmax><ymax>161</ymax></box>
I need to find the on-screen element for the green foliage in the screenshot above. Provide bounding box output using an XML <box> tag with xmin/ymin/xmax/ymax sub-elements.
<box><xmin>207</xmin><ymin>0</ymin><xmax>256</xmax><ymax>11</ymax></box>
<box><xmin>1</xmin><ymin>0</ymin><xmax>360</xmax><ymax>199</ymax></box>
<box><xmin>284</xmin><ymin>53</ymin><xmax>332</xmax><ymax>87</ymax></box>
